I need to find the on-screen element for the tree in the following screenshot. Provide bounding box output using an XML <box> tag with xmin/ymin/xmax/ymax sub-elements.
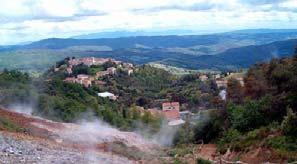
<box><xmin>102</xmin><ymin>60</ymin><xmax>117</xmax><ymax>69</ymax></box>
<box><xmin>244</xmin><ymin>67</ymin><xmax>268</xmax><ymax>99</ymax></box>
<box><xmin>227</xmin><ymin>78</ymin><xmax>244</xmax><ymax>104</ymax></box>
<box><xmin>131</xmin><ymin>105</ymin><xmax>141</xmax><ymax>120</ymax></box>
<box><xmin>227</xmin><ymin>100</ymin><xmax>266</xmax><ymax>132</ymax></box>
<box><xmin>72</xmin><ymin>64</ymin><xmax>91</xmax><ymax>76</ymax></box>
<box><xmin>141</xmin><ymin>111</ymin><xmax>154</xmax><ymax>124</ymax></box>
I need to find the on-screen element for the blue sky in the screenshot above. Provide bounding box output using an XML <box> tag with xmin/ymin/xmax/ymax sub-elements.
<box><xmin>0</xmin><ymin>0</ymin><xmax>297</xmax><ymax>45</ymax></box>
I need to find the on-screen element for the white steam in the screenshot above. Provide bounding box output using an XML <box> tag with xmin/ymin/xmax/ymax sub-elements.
<box><xmin>7</xmin><ymin>104</ymin><xmax>34</xmax><ymax>115</ymax></box>
<box><xmin>132</xmin><ymin>120</ymin><xmax>180</xmax><ymax>147</ymax></box>
<box><xmin>56</xmin><ymin>118</ymin><xmax>156</xmax><ymax>151</ymax></box>
<box><xmin>151</xmin><ymin>122</ymin><xmax>179</xmax><ymax>146</ymax></box>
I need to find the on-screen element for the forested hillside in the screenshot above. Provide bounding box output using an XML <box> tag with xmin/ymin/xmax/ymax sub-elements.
<box><xmin>171</xmin><ymin>48</ymin><xmax>297</xmax><ymax>162</ymax></box>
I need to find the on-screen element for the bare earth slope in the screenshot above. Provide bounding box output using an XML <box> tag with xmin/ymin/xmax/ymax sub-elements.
<box><xmin>0</xmin><ymin>108</ymin><xmax>162</xmax><ymax>164</ymax></box>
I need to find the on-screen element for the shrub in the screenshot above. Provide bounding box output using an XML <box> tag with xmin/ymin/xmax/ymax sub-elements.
<box><xmin>267</xmin><ymin>136</ymin><xmax>297</xmax><ymax>159</ymax></box>
<box><xmin>281</xmin><ymin>108</ymin><xmax>297</xmax><ymax>136</ymax></box>
<box><xmin>196</xmin><ymin>158</ymin><xmax>212</xmax><ymax>164</ymax></box>
<box><xmin>0</xmin><ymin>116</ymin><xmax>25</xmax><ymax>132</ymax></box>
<box><xmin>217</xmin><ymin>129</ymin><xmax>241</xmax><ymax>153</ymax></box>
<box><xmin>167</xmin><ymin>144</ymin><xmax>194</xmax><ymax>157</ymax></box>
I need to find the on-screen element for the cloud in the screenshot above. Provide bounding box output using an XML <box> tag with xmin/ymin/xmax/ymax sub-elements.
<box><xmin>132</xmin><ymin>2</ymin><xmax>216</xmax><ymax>13</ymax></box>
<box><xmin>0</xmin><ymin>0</ymin><xmax>297</xmax><ymax>45</ymax></box>
<box><xmin>0</xmin><ymin>0</ymin><xmax>107</xmax><ymax>23</ymax></box>
<box><xmin>239</xmin><ymin>0</ymin><xmax>285</xmax><ymax>5</ymax></box>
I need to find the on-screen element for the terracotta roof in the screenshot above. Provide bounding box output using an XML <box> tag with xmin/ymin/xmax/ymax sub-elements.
<box><xmin>171</xmin><ymin>102</ymin><xmax>179</xmax><ymax>106</ymax></box>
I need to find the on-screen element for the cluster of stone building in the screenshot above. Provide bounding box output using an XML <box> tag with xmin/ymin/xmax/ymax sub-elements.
<box><xmin>198</xmin><ymin>72</ymin><xmax>244</xmax><ymax>88</ymax></box>
<box><xmin>198</xmin><ymin>72</ymin><xmax>245</xmax><ymax>101</ymax></box>
<box><xmin>62</xmin><ymin>57</ymin><xmax>134</xmax><ymax>88</ymax></box>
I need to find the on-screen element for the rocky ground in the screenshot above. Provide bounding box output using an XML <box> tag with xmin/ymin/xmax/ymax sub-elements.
<box><xmin>0</xmin><ymin>109</ymin><xmax>162</xmax><ymax>164</ymax></box>
<box><xmin>0</xmin><ymin>132</ymin><xmax>133</xmax><ymax>164</ymax></box>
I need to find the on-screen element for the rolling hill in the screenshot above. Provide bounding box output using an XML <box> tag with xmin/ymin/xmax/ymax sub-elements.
<box><xmin>0</xmin><ymin>29</ymin><xmax>297</xmax><ymax>72</ymax></box>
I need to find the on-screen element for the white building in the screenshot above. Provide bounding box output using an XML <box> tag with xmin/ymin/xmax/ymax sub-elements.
<box><xmin>98</xmin><ymin>92</ymin><xmax>117</xmax><ymax>100</ymax></box>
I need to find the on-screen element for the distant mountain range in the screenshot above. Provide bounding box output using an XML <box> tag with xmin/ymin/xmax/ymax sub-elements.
<box><xmin>73</xmin><ymin>29</ymin><xmax>297</xmax><ymax>39</ymax></box>
<box><xmin>0</xmin><ymin>29</ymin><xmax>297</xmax><ymax>72</ymax></box>
<box><xmin>227</xmin><ymin>29</ymin><xmax>297</xmax><ymax>34</ymax></box>
<box><xmin>72</xmin><ymin>29</ymin><xmax>197</xmax><ymax>39</ymax></box>
<box><xmin>25</xmin><ymin>29</ymin><xmax>297</xmax><ymax>49</ymax></box>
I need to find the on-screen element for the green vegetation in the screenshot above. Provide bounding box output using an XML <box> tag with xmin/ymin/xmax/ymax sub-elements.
<box><xmin>1</xmin><ymin>49</ymin><xmax>297</xmax><ymax>161</ymax></box>
<box><xmin>168</xmin><ymin>144</ymin><xmax>194</xmax><ymax>157</ymax></box>
<box><xmin>1</xmin><ymin>32</ymin><xmax>297</xmax><ymax>73</ymax></box>
<box><xmin>196</xmin><ymin>158</ymin><xmax>212</xmax><ymax>164</ymax></box>
<box><xmin>281</xmin><ymin>108</ymin><xmax>297</xmax><ymax>136</ymax></box>
<box><xmin>100</xmin><ymin>65</ymin><xmax>218</xmax><ymax>110</ymax></box>
<box><xmin>0</xmin><ymin>116</ymin><xmax>25</xmax><ymax>132</ymax></box>
<box><xmin>214</xmin><ymin>54</ymin><xmax>297</xmax><ymax>159</ymax></box>
<box><xmin>0</xmin><ymin>69</ymin><xmax>36</xmax><ymax>107</ymax></box>
<box><xmin>0</xmin><ymin>61</ymin><xmax>219</xmax><ymax>135</ymax></box>
<box><xmin>171</xmin><ymin>52</ymin><xmax>297</xmax><ymax>161</ymax></box>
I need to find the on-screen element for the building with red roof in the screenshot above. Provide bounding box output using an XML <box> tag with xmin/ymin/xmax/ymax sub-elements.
<box><xmin>162</xmin><ymin>102</ymin><xmax>180</xmax><ymax>111</ymax></box>
<box><xmin>162</xmin><ymin>102</ymin><xmax>181</xmax><ymax>121</ymax></box>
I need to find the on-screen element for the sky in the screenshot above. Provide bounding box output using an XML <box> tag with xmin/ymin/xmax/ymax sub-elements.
<box><xmin>0</xmin><ymin>0</ymin><xmax>297</xmax><ymax>45</ymax></box>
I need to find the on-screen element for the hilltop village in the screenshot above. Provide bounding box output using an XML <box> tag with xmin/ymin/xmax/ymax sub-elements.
<box><xmin>52</xmin><ymin>57</ymin><xmax>245</xmax><ymax>126</ymax></box>
<box><xmin>55</xmin><ymin>57</ymin><xmax>133</xmax><ymax>88</ymax></box>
